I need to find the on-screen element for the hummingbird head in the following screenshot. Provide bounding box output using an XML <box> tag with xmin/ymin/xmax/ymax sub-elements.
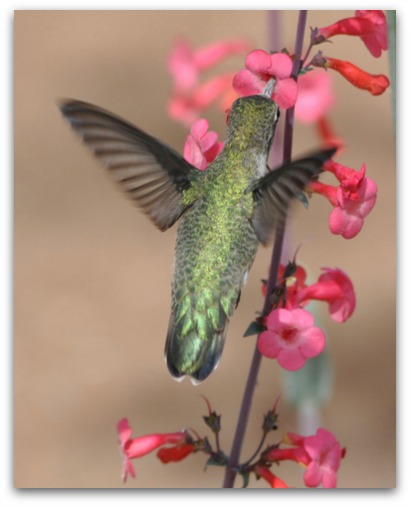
<box><xmin>226</xmin><ymin>92</ymin><xmax>279</xmax><ymax>151</ymax></box>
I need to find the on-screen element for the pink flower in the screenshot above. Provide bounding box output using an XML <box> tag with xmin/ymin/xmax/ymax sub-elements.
<box><xmin>297</xmin><ymin>268</ymin><xmax>356</xmax><ymax>323</ymax></box>
<box><xmin>183</xmin><ymin>118</ymin><xmax>223</xmax><ymax>170</ymax></box>
<box><xmin>167</xmin><ymin>39</ymin><xmax>248</xmax><ymax>126</ymax></box>
<box><xmin>316</xmin><ymin>10</ymin><xmax>388</xmax><ymax>58</ymax></box>
<box><xmin>168</xmin><ymin>38</ymin><xmax>249</xmax><ymax>94</ymax></box>
<box><xmin>302</xmin><ymin>429</ymin><xmax>344</xmax><ymax>488</ymax></box>
<box><xmin>266</xmin><ymin>429</ymin><xmax>344</xmax><ymax>488</ymax></box>
<box><xmin>254</xmin><ymin>465</ymin><xmax>289</xmax><ymax>488</ymax></box>
<box><xmin>295</xmin><ymin>71</ymin><xmax>335</xmax><ymax>123</ymax></box>
<box><xmin>258</xmin><ymin>308</ymin><xmax>326</xmax><ymax>371</ymax></box>
<box><xmin>233</xmin><ymin>50</ymin><xmax>298</xmax><ymax>109</ymax></box>
<box><xmin>262</xmin><ymin>264</ymin><xmax>355</xmax><ymax>322</ymax></box>
<box><xmin>311</xmin><ymin>161</ymin><xmax>378</xmax><ymax>239</ymax></box>
<box><xmin>116</xmin><ymin>418</ymin><xmax>189</xmax><ymax>482</ymax></box>
<box><xmin>168</xmin><ymin>74</ymin><xmax>234</xmax><ymax>126</ymax></box>
<box><xmin>293</xmin><ymin>71</ymin><xmax>343</xmax><ymax>151</ymax></box>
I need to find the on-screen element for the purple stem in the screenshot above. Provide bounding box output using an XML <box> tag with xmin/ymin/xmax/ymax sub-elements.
<box><xmin>222</xmin><ymin>10</ymin><xmax>308</xmax><ymax>489</ymax></box>
<box><xmin>283</xmin><ymin>10</ymin><xmax>307</xmax><ymax>163</ymax></box>
<box><xmin>267</xmin><ymin>10</ymin><xmax>283</xmax><ymax>169</ymax></box>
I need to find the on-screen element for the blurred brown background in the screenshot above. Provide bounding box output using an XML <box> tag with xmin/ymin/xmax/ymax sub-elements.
<box><xmin>14</xmin><ymin>11</ymin><xmax>395</xmax><ymax>488</ymax></box>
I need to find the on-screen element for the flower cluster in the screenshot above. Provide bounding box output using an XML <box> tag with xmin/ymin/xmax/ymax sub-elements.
<box><xmin>114</xmin><ymin>10</ymin><xmax>390</xmax><ymax>489</ymax></box>
<box><xmin>117</xmin><ymin>400</ymin><xmax>344</xmax><ymax>488</ymax></box>
<box><xmin>257</xmin><ymin>263</ymin><xmax>355</xmax><ymax>370</ymax></box>
<box><xmin>310</xmin><ymin>11</ymin><xmax>389</xmax><ymax>95</ymax></box>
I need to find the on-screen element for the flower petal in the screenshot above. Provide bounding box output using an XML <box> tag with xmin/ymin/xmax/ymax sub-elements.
<box><xmin>194</xmin><ymin>40</ymin><xmax>249</xmax><ymax>70</ymax></box>
<box><xmin>258</xmin><ymin>330</ymin><xmax>281</xmax><ymax>358</ymax></box>
<box><xmin>299</xmin><ymin>326</ymin><xmax>326</xmax><ymax>357</ymax></box>
<box><xmin>269</xmin><ymin>52</ymin><xmax>294</xmax><ymax>79</ymax></box>
<box><xmin>277</xmin><ymin>347</ymin><xmax>306</xmax><ymax>371</ymax></box>
<box><xmin>117</xmin><ymin>418</ymin><xmax>132</xmax><ymax>448</ymax></box>
<box><xmin>273</xmin><ymin>78</ymin><xmax>298</xmax><ymax>109</ymax></box>
<box><xmin>233</xmin><ymin>68</ymin><xmax>265</xmax><ymax>96</ymax></box>
<box><xmin>245</xmin><ymin>49</ymin><xmax>273</xmax><ymax>75</ymax></box>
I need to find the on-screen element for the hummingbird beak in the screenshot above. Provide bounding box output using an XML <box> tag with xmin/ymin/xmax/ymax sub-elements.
<box><xmin>262</xmin><ymin>78</ymin><xmax>276</xmax><ymax>98</ymax></box>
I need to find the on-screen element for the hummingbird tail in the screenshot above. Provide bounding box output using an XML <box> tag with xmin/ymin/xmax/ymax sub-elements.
<box><xmin>165</xmin><ymin>304</ymin><xmax>230</xmax><ymax>383</ymax></box>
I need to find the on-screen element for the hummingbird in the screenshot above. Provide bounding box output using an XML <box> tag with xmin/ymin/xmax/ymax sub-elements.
<box><xmin>60</xmin><ymin>89</ymin><xmax>334</xmax><ymax>383</ymax></box>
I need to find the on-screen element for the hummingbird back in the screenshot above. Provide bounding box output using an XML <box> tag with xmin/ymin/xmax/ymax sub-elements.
<box><xmin>165</xmin><ymin>152</ymin><xmax>262</xmax><ymax>382</ymax></box>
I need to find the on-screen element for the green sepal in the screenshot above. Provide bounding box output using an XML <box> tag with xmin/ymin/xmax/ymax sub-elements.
<box><xmin>240</xmin><ymin>471</ymin><xmax>251</xmax><ymax>488</ymax></box>
<box><xmin>203</xmin><ymin>412</ymin><xmax>221</xmax><ymax>434</ymax></box>
<box><xmin>262</xmin><ymin>410</ymin><xmax>278</xmax><ymax>433</ymax></box>
<box><xmin>298</xmin><ymin>66</ymin><xmax>313</xmax><ymax>76</ymax></box>
<box><xmin>244</xmin><ymin>320</ymin><xmax>266</xmax><ymax>337</ymax></box>
<box><xmin>205</xmin><ymin>451</ymin><xmax>228</xmax><ymax>469</ymax></box>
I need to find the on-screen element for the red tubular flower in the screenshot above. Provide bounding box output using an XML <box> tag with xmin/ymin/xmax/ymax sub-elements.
<box><xmin>311</xmin><ymin>160</ymin><xmax>378</xmax><ymax>239</ymax></box>
<box><xmin>302</xmin><ymin>429</ymin><xmax>344</xmax><ymax>488</ymax></box>
<box><xmin>309</xmin><ymin>180</ymin><xmax>338</xmax><ymax>206</ymax></box>
<box><xmin>116</xmin><ymin>418</ymin><xmax>190</xmax><ymax>482</ymax></box>
<box><xmin>168</xmin><ymin>38</ymin><xmax>249</xmax><ymax>94</ymax></box>
<box><xmin>265</xmin><ymin>445</ymin><xmax>311</xmax><ymax>466</ymax></box>
<box><xmin>157</xmin><ymin>443</ymin><xmax>195</xmax><ymax>464</ymax></box>
<box><xmin>297</xmin><ymin>268</ymin><xmax>356</xmax><ymax>323</ymax></box>
<box><xmin>317</xmin><ymin>10</ymin><xmax>388</xmax><ymax>58</ymax></box>
<box><xmin>325</xmin><ymin>57</ymin><xmax>389</xmax><ymax>96</ymax></box>
<box><xmin>266</xmin><ymin>429</ymin><xmax>344</xmax><ymax>489</ymax></box>
<box><xmin>316</xmin><ymin>116</ymin><xmax>345</xmax><ymax>152</ymax></box>
<box><xmin>168</xmin><ymin>74</ymin><xmax>235</xmax><ymax>126</ymax></box>
<box><xmin>254</xmin><ymin>465</ymin><xmax>289</xmax><ymax>488</ymax></box>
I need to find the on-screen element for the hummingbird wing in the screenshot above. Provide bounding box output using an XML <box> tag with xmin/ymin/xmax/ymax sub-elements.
<box><xmin>59</xmin><ymin>99</ymin><xmax>202</xmax><ymax>231</ymax></box>
<box><xmin>250</xmin><ymin>148</ymin><xmax>336</xmax><ymax>245</ymax></box>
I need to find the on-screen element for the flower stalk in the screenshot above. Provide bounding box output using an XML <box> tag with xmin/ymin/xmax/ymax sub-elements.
<box><xmin>222</xmin><ymin>10</ymin><xmax>308</xmax><ymax>488</ymax></box>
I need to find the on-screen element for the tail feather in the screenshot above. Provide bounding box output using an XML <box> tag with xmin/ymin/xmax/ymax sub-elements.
<box><xmin>165</xmin><ymin>293</ymin><xmax>234</xmax><ymax>382</ymax></box>
<box><xmin>165</xmin><ymin>319</ymin><xmax>228</xmax><ymax>383</ymax></box>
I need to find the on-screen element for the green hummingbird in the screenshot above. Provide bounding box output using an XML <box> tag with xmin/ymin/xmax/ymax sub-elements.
<box><xmin>60</xmin><ymin>91</ymin><xmax>334</xmax><ymax>383</ymax></box>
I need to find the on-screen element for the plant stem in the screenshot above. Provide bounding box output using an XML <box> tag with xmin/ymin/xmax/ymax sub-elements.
<box><xmin>267</xmin><ymin>10</ymin><xmax>283</xmax><ymax>170</ymax></box>
<box><xmin>283</xmin><ymin>10</ymin><xmax>307</xmax><ymax>163</ymax></box>
<box><xmin>222</xmin><ymin>10</ymin><xmax>308</xmax><ymax>489</ymax></box>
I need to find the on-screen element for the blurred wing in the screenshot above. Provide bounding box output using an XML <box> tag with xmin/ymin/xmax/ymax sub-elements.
<box><xmin>251</xmin><ymin>148</ymin><xmax>336</xmax><ymax>245</ymax></box>
<box><xmin>60</xmin><ymin>99</ymin><xmax>202</xmax><ymax>231</ymax></box>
